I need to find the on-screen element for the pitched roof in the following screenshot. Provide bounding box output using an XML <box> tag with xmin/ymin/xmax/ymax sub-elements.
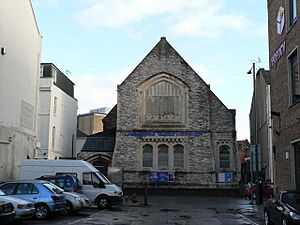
<box><xmin>77</xmin><ymin>129</ymin><xmax>87</xmax><ymax>137</ymax></box>
<box><xmin>81</xmin><ymin>136</ymin><xmax>115</xmax><ymax>152</ymax></box>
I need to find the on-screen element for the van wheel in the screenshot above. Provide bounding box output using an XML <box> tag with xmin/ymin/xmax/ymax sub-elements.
<box><xmin>97</xmin><ymin>196</ymin><xmax>109</xmax><ymax>209</ymax></box>
<box><xmin>35</xmin><ymin>204</ymin><xmax>49</xmax><ymax>219</ymax></box>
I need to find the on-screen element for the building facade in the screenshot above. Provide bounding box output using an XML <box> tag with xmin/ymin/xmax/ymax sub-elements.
<box><xmin>77</xmin><ymin>112</ymin><xmax>105</xmax><ymax>136</ymax></box>
<box><xmin>112</xmin><ymin>38</ymin><xmax>238</xmax><ymax>189</ymax></box>
<box><xmin>249</xmin><ymin>69</ymin><xmax>273</xmax><ymax>182</ymax></box>
<box><xmin>0</xmin><ymin>0</ymin><xmax>42</xmax><ymax>180</ymax></box>
<box><xmin>267</xmin><ymin>0</ymin><xmax>300</xmax><ymax>190</ymax></box>
<box><xmin>77</xmin><ymin>106</ymin><xmax>117</xmax><ymax>176</ymax></box>
<box><xmin>37</xmin><ymin>63</ymin><xmax>77</xmax><ymax>159</ymax></box>
<box><xmin>238</xmin><ymin>139</ymin><xmax>250</xmax><ymax>184</ymax></box>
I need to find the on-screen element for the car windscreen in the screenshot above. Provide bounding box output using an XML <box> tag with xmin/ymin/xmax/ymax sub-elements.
<box><xmin>43</xmin><ymin>183</ymin><xmax>64</xmax><ymax>194</ymax></box>
<box><xmin>95</xmin><ymin>172</ymin><xmax>111</xmax><ymax>184</ymax></box>
<box><xmin>282</xmin><ymin>192</ymin><xmax>300</xmax><ymax>204</ymax></box>
<box><xmin>0</xmin><ymin>190</ymin><xmax>5</xmax><ymax>196</ymax></box>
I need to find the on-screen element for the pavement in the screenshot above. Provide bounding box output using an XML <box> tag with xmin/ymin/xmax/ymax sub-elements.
<box><xmin>106</xmin><ymin>194</ymin><xmax>266</xmax><ymax>225</ymax></box>
<box><xmin>16</xmin><ymin>195</ymin><xmax>266</xmax><ymax>225</ymax></box>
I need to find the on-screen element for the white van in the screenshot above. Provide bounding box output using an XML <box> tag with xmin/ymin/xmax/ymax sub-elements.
<box><xmin>19</xmin><ymin>160</ymin><xmax>123</xmax><ymax>209</ymax></box>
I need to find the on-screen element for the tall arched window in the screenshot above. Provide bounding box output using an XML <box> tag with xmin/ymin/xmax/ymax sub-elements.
<box><xmin>158</xmin><ymin>144</ymin><xmax>169</xmax><ymax>168</ymax></box>
<box><xmin>52</xmin><ymin>126</ymin><xmax>56</xmax><ymax>149</ymax></box>
<box><xmin>174</xmin><ymin>144</ymin><xmax>184</xmax><ymax>169</ymax></box>
<box><xmin>142</xmin><ymin>144</ymin><xmax>153</xmax><ymax>168</ymax></box>
<box><xmin>53</xmin><ymin>97</ymin><xmax>57</xmax><ymax>116</ymax></box>
<box><xmin>145</xmin><ymin>81</ymin><xmax>182</xmax><ymax>117</ymax></box>
<box><xmin>138</xmin><ymin>74</ymin><xmax>189</xmax><ymax>126</ymax></box>
<box><xmin>219</xmin><ymin>145</ymin><xmax>230</xmax><ymax>168</ymax></box>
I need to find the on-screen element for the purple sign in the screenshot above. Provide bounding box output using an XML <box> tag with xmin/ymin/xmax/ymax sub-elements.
<box><xmin>271</xmin><ymin>40</ymin><xmax>285</xmax><ymax>68</ymax></box>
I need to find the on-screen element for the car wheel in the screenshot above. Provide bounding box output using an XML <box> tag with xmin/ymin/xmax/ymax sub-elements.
<box><xmin>35</xmin><ymin>204</ymin><xmax>49</xmax><ymax>219</ymax></box>
<box><xmin>97</xmin><ymin>196</ymin><xmax>109</xmax><ymax>209</ymax></box>
<box><xmin>62</xmin><ymin>201</ymin><xmax>73</xmax><ymax>215</ymax></box>
<box><xmin>263</xmin><ymin>211</ymin><xmax>274</xmax><ymax>225</ymax></box>
<box><xmin>282</xmin><ymin>217</ymin><xmax>287</xmax><ymax>225</ymax></box>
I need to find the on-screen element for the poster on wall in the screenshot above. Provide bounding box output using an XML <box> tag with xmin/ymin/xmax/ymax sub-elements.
<box><xmin>218</xmin><ymin>172</ymin><xmax>233</xmax><ymax>182</ymax></box>
<box><xmin>150</xmin><ymin>171</ymin><xmax>175</xmax><ymax>183</ymax></box>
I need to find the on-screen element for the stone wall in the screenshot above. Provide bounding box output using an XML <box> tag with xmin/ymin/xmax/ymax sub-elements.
<box><xmin>112</xmin><ymin>38</ymin><xmax>237</xmax><ymax>189</ymax></box>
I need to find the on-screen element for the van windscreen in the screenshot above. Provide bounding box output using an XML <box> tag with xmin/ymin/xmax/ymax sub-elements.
<box><xmin>95</xmin><ymin>172</ymin><xmax>111</xmax><ymax>184</ymax></box>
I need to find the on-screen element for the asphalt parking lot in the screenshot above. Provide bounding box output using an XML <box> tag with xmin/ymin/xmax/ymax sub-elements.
<box><xmin>13</xmin><ymin>195</ymin><xmax>264</xmax><ymax>225</ymax></box>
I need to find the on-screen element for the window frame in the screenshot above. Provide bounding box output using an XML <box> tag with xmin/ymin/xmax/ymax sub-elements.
<box><xmin>53</xmin><ymin>97</ymin><xmax>57</xmax><ymax>116</ymax></box>
<box><xmin>15</xmin><ymin>183</ymin><xmax>39</xmax><ymax>195</ymax></box>
<box><xmin>173</xmin><ymin>144</ymin><xmax>184</xmax><ymax>169</ymax></box>
<box><xmin>158</xmin><ymin>144</ymin><xmax>169</xmax><ymax>169</ymax></box>
<box><xmin>219</xmin><ymin>145</ymin><xmax>231</xmax><ymax>169</ymax></box>
<box><xmin>51</xmin><ymin>126</ymin><xmax>56</xmax><ymax>149</ymax></box>
<box><xmin>142</xmin><ymin>144</ymin><xmax>153</xmax><ymax>168</ymax></box>
<box><xmin>288</xmin><ymin>0</ymin><xmax>297</xmax><ymax>27</ymax></box>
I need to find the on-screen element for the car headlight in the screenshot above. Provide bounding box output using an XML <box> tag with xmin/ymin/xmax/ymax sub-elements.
<box><xmin>290</xmin><ymin>212</ymin><xmax>300</xmax><ymax>220</ymax></box>
<box><xmin>75</xmin><ymin>197</ymin><xmax>81</xmax><ymax>201</ymax></box>
<box><xmin>17</xmin><ymin>204</ymin><xmax>26</xmax><ymax>209</ymax></box>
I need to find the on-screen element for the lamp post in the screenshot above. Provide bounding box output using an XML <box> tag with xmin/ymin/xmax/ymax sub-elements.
<box><xmin>247</xmin><ymin>62</ymin><xmax>258</xmax><ymax>181</ymax></box>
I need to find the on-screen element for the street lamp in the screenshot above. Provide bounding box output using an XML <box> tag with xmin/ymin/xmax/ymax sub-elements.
<box><xmin>247</xmin><ymin>62</ymin><xmax>258</xmax><ymax>181</ymax></box>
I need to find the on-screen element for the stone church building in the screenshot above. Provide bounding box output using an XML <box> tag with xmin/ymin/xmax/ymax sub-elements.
<box><xmin>112</xmin><ymin>37</ymin><xmax>238</xmax><ymax>190</ymax></box>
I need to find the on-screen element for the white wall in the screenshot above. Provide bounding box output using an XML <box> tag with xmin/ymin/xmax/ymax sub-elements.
<box><xmin>37</xmin><ymin>78</ymin><xmax>78</xmax><ymax>159</ymax></box>
<box><xmin>76</xmin><ymin>137</ymin><xmax>87</xmax><ymax>156</ymax></box>
<box><xmin>0</xmin><ymin>0</ymin><xmax>42</xmax><ymax>180</ymax></box>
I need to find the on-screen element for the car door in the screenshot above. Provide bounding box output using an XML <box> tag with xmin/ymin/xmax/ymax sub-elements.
<box><xmin>82</xmin><ymin>172</ymin><xmax>105</xmax><ymax>202</ymax></box>
<box><xmin>268</xmin><ymin>193</ymin><xmax>280</xmax><ymax>223</ymax></box>
<box><xmin>13</xmin><ymin>183</ymin><xmax>40</xmax><ymax>204</ymax></box>
<box><xmin>271</xmin><ymin>193</ymin><xmax>285</xmax><ymax>224</ymax></box>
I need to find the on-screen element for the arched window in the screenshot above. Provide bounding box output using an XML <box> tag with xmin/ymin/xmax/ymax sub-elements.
<box><xmin>51</xmin><ymin>126</ymin><xmax>56</xmax><ymax>149</ymax></box>
<box><xmin>174</xmin><ymin>144</ymin><xmax>184</xmax><ymax>169</ymax></box>
<box><xmin>219</xmin><ymin>145</ymin><xmax>230</xmax><ymax>168</ymax></box>
<box><xmin>145</xmin><ymin>81</ymin><xmax>182</xmax><ymax>116</ymax></box>
<box><xmin>53</xmin><ymin>97</ymin><xmax>57</xmax><ymax>116</ymax></box>
<box><xmin>138</xmin><ymin>74</ymin><xmax>189</xmax><ymax>126</ymax></box>
<box><xmin>142</xmin><ymin>144</ymin><xmax>153</xmax><ymax>168</ymax></box>
<box><xmin>158</xmin><ymin>144</ymin><xmax>169</xmax><ymax>168</ymax></box>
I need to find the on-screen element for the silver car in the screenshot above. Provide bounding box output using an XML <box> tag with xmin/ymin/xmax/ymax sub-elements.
<box><xmin>63</xmin><ymin>192</ymin><xmax>91</xmax><ymax>214</ymax></box>
<box><xmin>46</xmin><ymin>183</ymin><xmax>90</xmax><ymax>214</ymax></box>
<box><xmin>0</xmin><ymin>189</ymin><xmax>35</xmax><ymax>219</ymax></box>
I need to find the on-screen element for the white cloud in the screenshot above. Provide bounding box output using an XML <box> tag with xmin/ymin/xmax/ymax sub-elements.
<box><xmin>74</xmin><ymin>0</ymin><xmax>256</xmax><ymax>38</ymax></box>
<box><xmin>73</xmin><ymin>67</ymin><xmax>134</xmax><ymax>114</ymax></box>
<box><xmin>236</xmin><ymin>110</ymin><xmax>250</xmax><ymax>140</ymax></box>
<box><xmin>191</xmin><ymin>64</ymin><xmax>228</xmax><ymax>87</ymax></box>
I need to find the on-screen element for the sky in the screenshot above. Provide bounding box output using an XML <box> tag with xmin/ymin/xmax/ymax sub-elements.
<box><xmin>31</xmin><ymin>0</ymin><xmax>269</xmax><ymax>140</ymax></box>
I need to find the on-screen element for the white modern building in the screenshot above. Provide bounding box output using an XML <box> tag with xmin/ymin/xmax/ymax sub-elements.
<box><xmin>0</xmin><ymin>0</ymin><xmax>42</xmax><ymax>180</ymax></box>
<box><xmin>37</xmin><ymin>63</ymin><xmax>78</xmax><ymax>159</ymax></box>
<box><xmin>90</xmin><ymin>107</ymin><xmax>111</xmax><ymax>115</ymax></box>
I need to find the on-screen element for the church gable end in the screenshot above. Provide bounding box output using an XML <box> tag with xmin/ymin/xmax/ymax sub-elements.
<box><xmin>113</xmin><ymin>38</ymin><xmax>238</xmax><ymax>191</ymax></box>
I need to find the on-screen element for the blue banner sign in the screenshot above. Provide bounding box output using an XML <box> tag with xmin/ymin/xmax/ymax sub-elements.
<box><xmin>150</xmin><ymin>171</ymin><xmax>175</xmax><ymax>183</ymax></box>
<box><xmin>218</xmin><ymin>172</ymin><xmax>233</xmax><ymax>183</ymax></box>
<box><xmin>125</xmin><ymin>131</ymin><xmax>203</xmax><ymax>137</ymax></box>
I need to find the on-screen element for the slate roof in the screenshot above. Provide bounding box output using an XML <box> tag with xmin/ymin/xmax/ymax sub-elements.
<box><xmin>77</xmin><ymin>129</ymin><xmax>87</xmax><ymax>137</ymax></box>
<box><xmin>81</xmin><ymin>136</ymin><xmax>115</xmax><ymax>152</ymax></box>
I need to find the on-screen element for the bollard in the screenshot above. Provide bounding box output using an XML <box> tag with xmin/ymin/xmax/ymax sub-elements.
<box><xmin>144</xmin><ymin>183</ymin><xmax>148</xmax><ymax>206</ymax></box>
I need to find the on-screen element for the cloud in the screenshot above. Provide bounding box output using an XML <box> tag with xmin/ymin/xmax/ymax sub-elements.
<box><xmin>73</xmin><ymin>67</ymin><xmax>134</xmax><ymax>114</ymax></box>
<box><xmin>74</xmin><ymin>0</ymin><xmax>258</xmax><ymax>38</ymax></box>
<box><xmin>236</xmin><ymin>110</ymin><xmax>250</xmax><ymax>140</ymax></box>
